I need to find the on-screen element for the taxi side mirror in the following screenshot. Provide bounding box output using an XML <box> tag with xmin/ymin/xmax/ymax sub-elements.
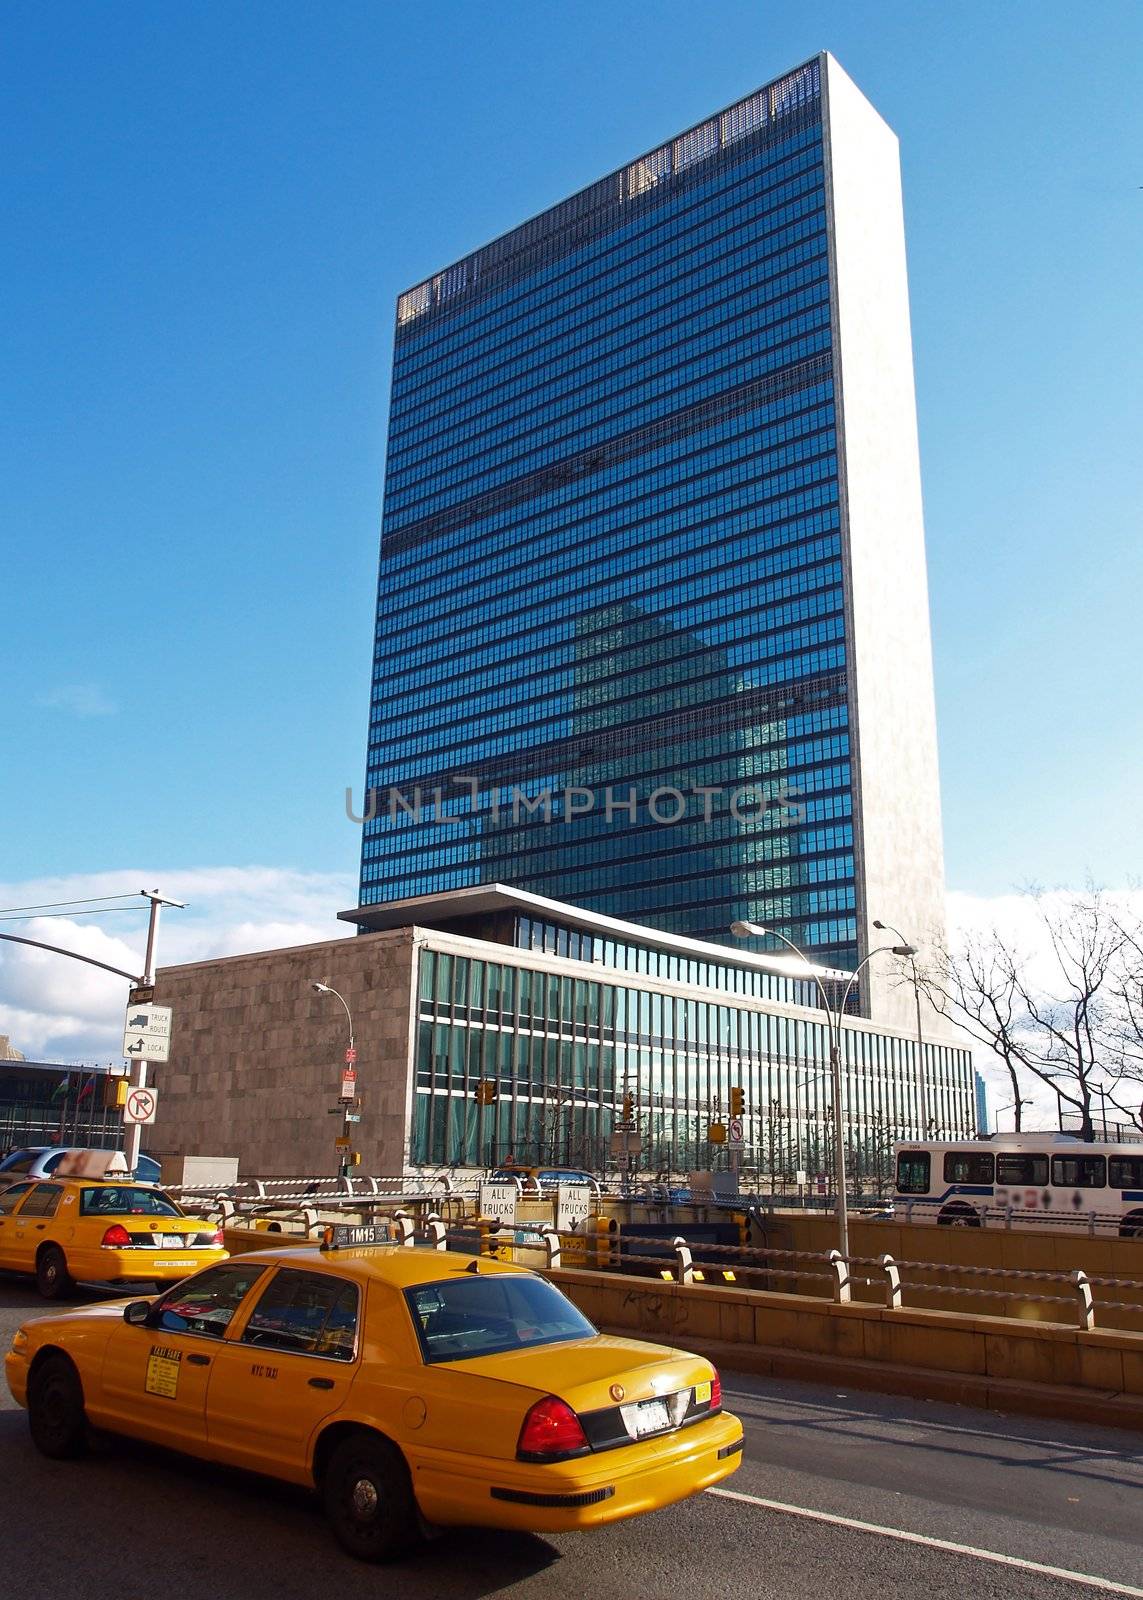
<box><xmin>123</xmin><ymin>1300</ymin><xmax>153</xmax><ymax>1327</ymax></box>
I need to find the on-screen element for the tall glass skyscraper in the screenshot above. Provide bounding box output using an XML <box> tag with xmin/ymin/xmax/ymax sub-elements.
<box><xmin>356</xmin><ymin>54</ymin><xmax>947</xmax><ymax>1024</ymax></box>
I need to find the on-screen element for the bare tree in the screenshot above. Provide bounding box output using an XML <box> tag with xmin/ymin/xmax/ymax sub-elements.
<box><xmin>921</xmin><ymin>928</ymin><xmax>1031</xmax><ymax>1129</ymax></box>
<box><xmin>1105</xmin><ymin>903</ymin><xmax>1143</xmax><ymax>1131</ymax></box>
<box><xmin>922</xmin><ymin>888</ymin><xmax>1132</xmax><ymax>1140</ymax></box>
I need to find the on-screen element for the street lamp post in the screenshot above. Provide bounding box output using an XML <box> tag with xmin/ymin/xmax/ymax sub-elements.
<box><xmin>998</xmin><ymin>1097</ymin><xmax>1032</xmax><ymax>1132</ymax></box>
<box><xmin>730</xmin><ymin>921</ymin><xmax>915</xmax><ymax>1262</ymax></box>
<box><xmin>312</xmin><ymin>980</ymin><xmax>356</xmax><ymax>1177</ymax></box>
<box><xmin>873</xmin><ymin>919</ymin><xmax>929</xmax><ymax>1136</ymax></box>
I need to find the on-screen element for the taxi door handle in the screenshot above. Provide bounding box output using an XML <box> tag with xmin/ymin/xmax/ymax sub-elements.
<box><xmin>308</xmin><ymin>1377</ymin><xmax>335</xmax><ymax>1390</ymax></box>
<box><xmin>186</xmin><ymin>1354</ymin><xmax>211</xmax><ymax>1366</ymax></box>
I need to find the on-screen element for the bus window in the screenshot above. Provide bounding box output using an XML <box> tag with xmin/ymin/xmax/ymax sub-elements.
<box><xmin>1050</xmin><ymin>1155</ymin><xmax>1106</xmax><ymax>1188</ymax></box>
<box><xmin>896</xmin><ymin>1151</ymin><xmax>930</xmax><ymax>1194</ymax></box>
<box><xmin>943</xmin><ymin>1152</ymin><xmax>995</xmax><ymax>1184</ymax></box>
<box><xmin>996</xmin><ymin>1153</ymin><xmax>1048</xmax><ymax>1186</ymax></box>
<box><xmin>1109</xmin><ymin>1157</ymin><xmax>1143</xmax><ymax>1189</ymax></box>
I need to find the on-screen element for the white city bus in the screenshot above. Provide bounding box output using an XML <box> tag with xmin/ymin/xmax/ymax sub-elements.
<box><xmin>893</xmin><ymin>1133</ymin><xmax>1143</xmax><ymax>1237</ymax></box>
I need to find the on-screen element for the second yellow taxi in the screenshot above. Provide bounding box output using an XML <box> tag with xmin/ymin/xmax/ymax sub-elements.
<box><xmin>0</xmin><ymin>1151</ymin><xmax>227</xmax><ymax>1297</ymax></box>
<box><xmin>6</xmin><ymin>1231</ymin><xmax>743</xmax><ymax>1560</ymax></box>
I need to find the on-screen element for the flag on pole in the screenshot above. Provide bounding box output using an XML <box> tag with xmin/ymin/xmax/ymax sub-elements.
<box><xmin>50</xmin><ymin>1075</ymin><xmax>70</xmax><ymax>1103</ymax></box>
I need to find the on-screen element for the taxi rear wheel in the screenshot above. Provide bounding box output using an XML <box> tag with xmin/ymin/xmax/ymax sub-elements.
<box><xmin>35</xmin><ymin>1244</ymin><xmax>74</xmax><ymax>1300</ymax></box>
<box><xmin>321</xmin><ymin>1432</ymin><xmax>417</xmax><ymax>1562</ymax></box>
<box><xmin>28</xmin><ymin>1355</ymin><xmax>88</xmax><ymax>1459</ymax></box>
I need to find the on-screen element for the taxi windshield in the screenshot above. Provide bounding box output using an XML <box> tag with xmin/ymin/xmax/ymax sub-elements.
<box><xmin>405</xmin><ymin>1273</ymin><xmax>595</xmax><ymax>1364</ymax></box>
<box><xmin>78</xmin><ymin>1186</ymin><xmax>182</xmax><ymax>1217</ymax></box>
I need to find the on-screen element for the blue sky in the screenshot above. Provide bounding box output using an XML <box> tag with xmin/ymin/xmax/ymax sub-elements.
<box><xmin>3</xmin><ymin>0</ymin><xmax>1141</xmax><ymax>925</ymax></box>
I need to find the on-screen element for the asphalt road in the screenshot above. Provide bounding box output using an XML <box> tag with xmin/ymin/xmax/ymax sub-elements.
<box><xmin>1</xmin><ymin>1277</ymin><xmax>1141</xmax><ymax>1600</ymax></box>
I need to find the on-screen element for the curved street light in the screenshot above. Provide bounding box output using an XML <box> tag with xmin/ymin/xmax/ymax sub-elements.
<box><xmin>311</xmin><ymin>980</ymin><xmax>355</xmax><ymax>1053</ymax></box>
<box><xmin>312</xmin><ymin>980</ymin><xmax>356</xmax><ymax>1177</ymax></box>
<box><xmin>730</xmin><ymin>921</ymin><xmax>915</xmax><ymax>1261</ymax></box>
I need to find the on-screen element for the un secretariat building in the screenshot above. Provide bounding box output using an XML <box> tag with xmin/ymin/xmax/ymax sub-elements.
<box><xmin>151</xmin><ymin>57</ymin><xmax>974</xmax><ymax>1179</ymax></box>
<box><xmin>356</xmin><ymin>52</ymin><xmax>948</xmax><ymax>1029</ymax></box>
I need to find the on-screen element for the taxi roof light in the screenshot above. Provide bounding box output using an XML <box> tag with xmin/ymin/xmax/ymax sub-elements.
<box><xmin>516</xmin><ymin>1396</ymin><xmax>589</xmax><ymax>1462</ymax></box>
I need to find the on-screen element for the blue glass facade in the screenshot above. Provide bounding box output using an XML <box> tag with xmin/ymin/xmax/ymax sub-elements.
<box><xmin>361</xmin><ymin>60</ymin><xmax>859</xmax><ymax>966</ymax></box>
<box><xmin>411</xmin><ymin>939</ymin><xmax>976</xmax><ymax>1174</ymax></box>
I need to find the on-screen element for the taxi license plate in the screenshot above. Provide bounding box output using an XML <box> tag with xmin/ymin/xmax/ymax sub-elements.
<box><xmin>629</xmin><ymin>1398</ymin><xmax>671</xmax><ymax>1437</ymax></box>
<box><xmin>160</xmin><ymin>1235</ymin><xmax>185</xmax><ymax>1248</ymax></box>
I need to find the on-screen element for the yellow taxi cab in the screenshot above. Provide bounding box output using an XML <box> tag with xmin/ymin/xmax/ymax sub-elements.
<box><xmin>0</xmin><ymin>1153</ymin><xmax>227</xmax><ymax>1298</ymax></box>
<box><xmin>5</xmin><ymin>1230</ymin><xmax>743</xmax><ymax>1560</ymax></box>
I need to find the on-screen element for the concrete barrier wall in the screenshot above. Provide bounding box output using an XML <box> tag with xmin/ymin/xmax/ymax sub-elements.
<box><xmin>547</xmin><ymin>1265</ymin><xmax>1143</xmax><ymax>1429</ymax></box>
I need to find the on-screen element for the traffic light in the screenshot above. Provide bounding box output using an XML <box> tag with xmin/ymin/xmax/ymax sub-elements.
<box><xmin>622</xmin><ymin>1092</ymin><xmax>634</xmax><ymax>1123</ymax></box>
<box><xmin>730</xmin><ymin>1086</ymin><xmax>745</xmax><ymax>1118</ymax></box>
<box><xmin>103</xmin><ymin>1076</ymin><xmax>128</xmax><ymax>1110</ymax></box>
<box><xmin>474</xmin><ymin>1079</ymin><xmax>496</xmax><ymax>1105</ymax></box>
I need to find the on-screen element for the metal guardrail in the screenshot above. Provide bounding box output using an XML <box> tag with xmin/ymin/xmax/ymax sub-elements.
<box><xmin>464</xmin><ymin>1224</ymin><xmax>1143</xmax><ymax>1334</ymax></box>
<box><xmin>208</xmin><ymin>1193</ymin><xmax>1143</xmax><ymax>1333</ymax></box>
<box><xmin>177</xmin><ymin>1171</ymin><xmax>1143</xmax><ymax>1332</ymax></box>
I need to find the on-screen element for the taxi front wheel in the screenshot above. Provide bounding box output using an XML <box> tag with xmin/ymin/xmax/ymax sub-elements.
<box><xmin>321</xmin><ymin>1431</ymin><xmax>418</xmax><ymax>1562</ymax></box>
<box><xmin>28</xmin><ymin>1355</ymin><xmax>89</xmax><ymax>1460</ymax></box>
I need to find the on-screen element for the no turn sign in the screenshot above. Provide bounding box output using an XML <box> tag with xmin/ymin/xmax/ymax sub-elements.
<box><xmin>124</xmin><ymin>1086</ymin><xmax>159</xmax><ymax>1125</ymax></box>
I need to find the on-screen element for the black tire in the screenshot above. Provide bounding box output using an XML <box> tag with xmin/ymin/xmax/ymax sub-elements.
<box><xmin>937</xmin><ymin>1205</ymin><xmax>981</xmax><ymax>1228</ymax></box>
<box><xmin>28</xmin><ymin>1355</ymin><xmax>88</xmax><ymax>1459</ymax></box>
<box><xmin>1119</xmin><ymin>1212</ymin><xmax>1143</xmax><ymax>1239</ymax></box>
<box><xmin>36</xmin><ymin>1244</ymin><xmax>74</xmax><ymax>1299</ymax></box>
<box><xmin>321</xmin><ymin>1431</ymin><xmax>418</xmax><ymax>1563</ymax></box>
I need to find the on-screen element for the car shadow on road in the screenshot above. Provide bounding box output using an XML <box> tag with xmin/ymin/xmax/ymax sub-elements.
<box><xmin>0</xmin><ymin>1410</ymin><xmax>564</xmax><ymax>1600</ymax></box>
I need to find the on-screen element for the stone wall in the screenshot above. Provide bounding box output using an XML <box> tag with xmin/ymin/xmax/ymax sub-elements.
<box><xmin>150</xmin><ymin>928</ymin><xmax>417</xmax><ymax>1178</ymax></box>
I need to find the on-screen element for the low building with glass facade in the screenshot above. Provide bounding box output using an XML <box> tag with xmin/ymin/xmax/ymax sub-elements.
<box><xmin>151</xmin><ymin>888</ymin><xmax>974</xmax><ymax>1181</ymax></box>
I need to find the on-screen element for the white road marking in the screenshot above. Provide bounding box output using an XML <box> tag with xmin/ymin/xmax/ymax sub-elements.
<box><xmin>707</xmin><ymin>1487</ymin><xmax>1143</xmax><ymax>1597</ymax></box>
<box><xmin>721</xmin><ymin>1387</ymin><xmax>1142</xmax><ymax>1462</ymax></box>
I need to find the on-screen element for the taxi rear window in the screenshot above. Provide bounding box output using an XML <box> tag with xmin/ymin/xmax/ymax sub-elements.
<box><xmin>79</xmin><ymin>1186</ymin><xmax>182</xmax><ymax>1217</ymax></box>
<box><xmin>405</xmin><ymin>1273</ymin><xmax>595</xmax><ymax>1364</ymax></box>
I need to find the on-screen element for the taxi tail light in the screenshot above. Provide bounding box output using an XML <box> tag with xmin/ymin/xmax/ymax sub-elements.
<box><xmin>516</xmin><ymin>1396</ymin><xmax>589</xmax><ymax>1462</ymax></box>
<box><xmin>207</xmin><ymin>1228</ymin><xmax>224</xmax><ymax>1247</ymax></box>
<box><xmin>710</xmin><ymin>1370</ymin><xmax>722</xmax><ymax>1411</ymax></box>
<box><xmin>100</xmin><ymin>1224</ymin><xmax>132</xmax><ymax>1248</ymax></box>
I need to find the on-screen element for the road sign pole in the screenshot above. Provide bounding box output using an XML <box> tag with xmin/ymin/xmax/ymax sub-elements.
<box><xmin>124</xmin><ymin>890</ymin><xmax>182</xmax><ymax>1172</ymax></box>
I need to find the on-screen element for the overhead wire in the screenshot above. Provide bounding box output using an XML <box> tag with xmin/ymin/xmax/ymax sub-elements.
<box><xmin>0</xmin><ymin>907</ymin><xmax>150</xmax><ymax>921</ymax></box>
<box><xmin>0</xmin><ymin>893</ymin><xmax>143</xmax><ymax>914</ymax></box>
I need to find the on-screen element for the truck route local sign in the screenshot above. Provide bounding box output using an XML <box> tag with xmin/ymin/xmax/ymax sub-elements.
<box><xmin>122</xmin><ymin>1004</ymin><xmax>173</xmax><ymax>1063</ymax></box>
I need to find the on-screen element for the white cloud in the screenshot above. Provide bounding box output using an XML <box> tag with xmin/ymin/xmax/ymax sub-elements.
<box><xmin>0</xmin><ymin>867</ymin><xmax>355</xmax><ymax>1062</ymax></box>
<box><xmin>36</xmin><ymin>683</ymin><xmax>119</xmax><ymax>717</ymax></box>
